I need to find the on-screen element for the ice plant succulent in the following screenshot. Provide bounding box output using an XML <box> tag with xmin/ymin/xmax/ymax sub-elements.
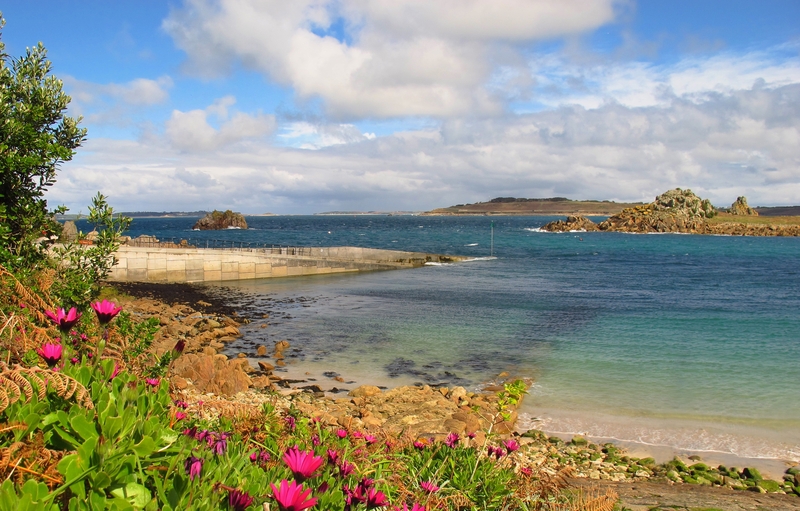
<box><xmin>282</xmin><ymin>446</ymin><xmax>324</xmax><ymax>481</ymax></box>
<box><xmin>45</xmin><ymin>307</ymin><xmax>82</xmax><ymax>332</ymax></box>
<box><xmin>90</xmin><ymin>300</ymin><xmax>122</xmax><ymax>324</ymax></box>
<box><xmin>444</xmin><ymin>432</ymin><xmax>460</xmax><ymax>448</ymax></box>
<box><xmin>271</xmin><ymin>479</ymin><xmax>318</xmax><ymax>511</ymax></box>
<box><xmin>503</xmin><ymin>439</ymin><xmax>520</xmax><ymax>454</ymax></box>
<box><xmin>37</xmin><ymin>343</ymin><xmax>62</xmax><ymax>367</ymax></box>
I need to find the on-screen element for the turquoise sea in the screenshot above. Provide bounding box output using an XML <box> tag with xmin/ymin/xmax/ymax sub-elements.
<box><xmin>94</xmin><ymin>215</ymin><xmax>800</xmax><ymax>461</ymax></box>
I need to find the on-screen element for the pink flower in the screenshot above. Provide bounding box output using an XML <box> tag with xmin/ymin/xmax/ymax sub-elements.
<box><xmin>311</xmin><ymin>434</ymin><xmax>321</xmax><ymax>446</ymax></box>
<box><xmin>37</xmin><ymin>343</ymin><xmax>62</xmax><ymax>367</ymax></box>
<box><xmin>338</xmin><ymin>460</ymin><xmax>355</xmax><ymax>477</ymax></box>
<box><xmin>184</xmin><ymin>456</ymin><xmax>203</xmax><ymax>481</ymax></box>
<box><xmin>420</xmin><ymin>481</ymin><xmax>439</xmax><ymax>493</ymax></box>
<box><xmin>444</xmin><ymin>432</ymin><xmax>460</xmax><ymax>448</ymax></box>
<box><xmin>175</xmin><ymin>411</ymin><xmax>187</xmax><ymax>420</ymax></box>
<box><xmin>502</xmin><ymin>439</ymin><xmax>520</xmax><ymax>454</ymax></box>
<box><xmin>228</xmin><ymin>489</ymin><xmax>254</xmax><ymax>511</ymax></box>
<box><xmin>394</xmin><ymin>505</ymin><xmax>426</xmax><ymax>511</ymax></box>
<box><xmin>363</xmin><ymin>434</ymin><xmax>377</xmax><ymax>444</ymax></box>
<box><xmin>520</xmin><ymin>466</ymin><xmax>532</xmax><ymax>476</ymax></box>
<box><xmin>365</xmin><ymin>488</ymin><xmax>389</xmax><ymax>509</ymax></box>
<box><xmin>282</xmin><ymin>446</ymin><xmax>323</xmax><ymax>481</ymax></box>
<box><xmin>45</xmin><ymin>307</ymin><xmax>82</xmax><ymax>332</ymax></box>
<box><xmin>145</xmin><ymin>378</ymin><xmax>160</xmax><ymax>387</ymax></box>
<box><xmin>91</xmin><ymin>300</ymin><xmax>122</xmax><ymax>324</ymax></box>
<box><xmin>284</xmin><ymin>416</ymin><xmax>296</xmax><ymax>431</ymax></box>
<box><xmin>413</xmin><ymin>440</ymin><xmax>427</xmax><ymax>450</ymax></box>
<box><xmin>326</xmin><ymin>449</ymin><xmax>339</xmax><ymax>465</ymax></box>
<box><xmin>336</xmin><ymin>429</ymin><xmax>348</xmax><ymax>438</ymax></box>
<box><xmin>110</xmin><ymin>363</ymin><xmax>121</xmax><ymax>380</ymax></box>
<box><xmin>270</xmin><ymin>479</ymin><xmax>317</xmax><ymax>511</ymax></box>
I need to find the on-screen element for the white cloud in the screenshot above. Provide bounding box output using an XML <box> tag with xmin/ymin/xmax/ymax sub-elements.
<box><xmin>65</xmin><ymin>76</ymin><xmax>173</xmax><ymax>107</ymax></box>
<box><xmin>50</xmin><ymin>82</ymin><xmax>800</xmax><ymax>213</ymax></box>
<box><xmin>163</xmin><ymin>0</ymin><xmax>621</xmax><ymax>118</ymax></box>
<box><xmin>165</xmin><ymin>97</ymin><xmax>276</xmax><ymax>152</ymax></box>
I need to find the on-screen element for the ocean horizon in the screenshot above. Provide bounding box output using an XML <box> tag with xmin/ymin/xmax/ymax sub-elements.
<box><xmin>85</xmin><ymin>215</ymin><xmax>800</xmax><ymax>464</ymax></box>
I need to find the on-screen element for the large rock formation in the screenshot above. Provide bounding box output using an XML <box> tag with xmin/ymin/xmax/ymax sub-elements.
<box><xmin>192</xmin><ymin>210</ymin><xmax>248</xmax><ymax>230</ymax></box>
<box><xmin>541</xmin><ymin>189</ymin><xmax>720</xmax><ymax>234</ymax></box>
<box><xmin>729</xmin><ymin>196</ymin><xmax>758</xmax><ymax>216</ymax></box>
<box><xmin>597</xmin><ymin>188</ymin><xmax>715</xmax><ymax>233</ymax></box>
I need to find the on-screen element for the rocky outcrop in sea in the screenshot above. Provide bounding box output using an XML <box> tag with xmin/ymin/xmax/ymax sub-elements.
<box><xmin>192</xmin><ymin>210</ymin><xmax>248</xmax><ymax>230</ymax></box>
<box><xmin>542</xmin><ymin>189</ymin><xmax>800</xmax><ymax>236</ymax></box>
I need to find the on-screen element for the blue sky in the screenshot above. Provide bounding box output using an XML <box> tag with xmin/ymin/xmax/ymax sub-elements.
<box><xmin>2</xmin><ymin>0</ymin><xmax>799</xmax><ymax>213</ymax></box>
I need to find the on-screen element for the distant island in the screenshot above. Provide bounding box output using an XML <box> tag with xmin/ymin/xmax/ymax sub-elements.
<box><xmin>315</xmin><ymin>211</ymin><xmax>419</xmax><ymax>216</ymax></box>
<box><xmin>422</xmin><ymin>197</ymin><xmax>645</xmax><ymax>216</ymax></box>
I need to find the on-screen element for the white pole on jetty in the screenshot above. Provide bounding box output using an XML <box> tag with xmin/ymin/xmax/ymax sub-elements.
<box><xmin>490</xmin><ymin>220</ymin><xmax>494</xmax><ymax>257</ymax></box>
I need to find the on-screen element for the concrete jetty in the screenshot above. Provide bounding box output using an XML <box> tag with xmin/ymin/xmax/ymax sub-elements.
<box><xmin>106</xmin><ymin>245</ymin><xmax>467</xmax><ymax>283</ymax></box>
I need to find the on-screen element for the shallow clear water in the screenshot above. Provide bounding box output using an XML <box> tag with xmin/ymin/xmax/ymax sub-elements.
<box><xmin>98</xmin><ymin>215</ymin><xmax>800</xmax><ymax>460</ymax></box>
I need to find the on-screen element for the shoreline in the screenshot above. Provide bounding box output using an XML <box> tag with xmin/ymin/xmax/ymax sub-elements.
<box><xmin>115</xmin><ymin>280</ymin><xmax>799</xmax><ymax>493</ymax></box>
<box><xmin>253</xmin><ymin>352</ymin><xmax>798</xmax><ymax>481</ymax></box>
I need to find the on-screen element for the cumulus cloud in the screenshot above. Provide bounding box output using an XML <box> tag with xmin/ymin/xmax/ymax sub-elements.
<box><xmin>51</xmin><ymin>81</ymin><xmax>800</xmax><ymax>213</ymax></box>
<box><xmin>165</xmin><ymin>96</ymin><xmax>276</xmax><ymax>152</ymax></box>
<box><xmin>163</xmin><ymin>0</ymin><xmax>621</xmax><ymax>118</ymax></box>
<box><xmin>65</xmin><ymin>76</ymin><xmax>173</xmax><ymax>107</ymax></box>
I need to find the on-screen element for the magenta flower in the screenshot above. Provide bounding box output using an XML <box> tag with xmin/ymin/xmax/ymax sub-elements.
<box><xmin>210</xmin><ymin>432</ymin><xmax>230</xmax><ymax>455</ymax></box>
<box><xmin>282</xmin><ymin>446</ymin><xmax>323</xmax><ymax>481</ymax></box>
<box><xmin>336</xmin><ymin>429</ymin><xmax>348</xmax><ymax>439</ymax></box>
<box><xmin>174</xmin><ymin>399</ymin><xmax>188</xmax><ymax>409</ymax></box>
<box><xmin>284</xmin><ymin>415</ymin><xmax>297</xmax><ymax>431</ymax></box>
<box><xmin>338</xmin><ymin>460</ymin><xmax>355</xmax><ymax>477</ymax></box>
<box><xmin>145</xmin><ymin>377</ymin><xmax>160</xmax><ymax>387</ymax></box>
<box><xmin>172</xmin><ymin>339</ymin><xmax>186</xmax><ymax>356</ymax></box>
<box><xmin>175</xmin><ymin>411</ymin><xmax>187</xmax><ymax>421</ymax></box>
<box><xmin>228</xmin><ymin>489</ymin><xmax>254</xmax><ymax>511</ymax></box>
<box><xmin>311</xmin><ymin>434</ymin><xmax>321</xmax><ymax>446</ymax></box>
<box><xmin>37</xmin><ymin>343</ymin><xmax>62</xmax><ymax>367</ymax></box>
<box><xmin>363</xmin><ymin>434</ymin><xmax>377</xmax><ymax>444</ymax></box>
<box><xmin>520</xmin><ymin>466</ymin><xmax>532</xmax><ymax>476</ymax></box>
<box><xmin>91</xmin><ymin>300</ymin><xmax>122</xmax><ymax>324</ymax></box>
<box><xmin>45</xmin><ymin>307</ymin><xmax>82</xmax><ymax>332</ymax></box>
<box><xmin>502</xmin><ymin>439</ymin><xmax>520</xmax><ymax>453</ymax></box>
<box><xmin>184</xmin><ymin>456</ymin><xmax>203</xmax><ymax>481</ymax></box>
<box><xmin>270</xmin><ymin>479</ymin><xmax>317</xmax><ymax>511</ymax></box>
<box><xmin>420</xmin><ymin>481</ymin><xmax>439</xmax><ymax>493</ymax></box>
<box><xmin>393</xmin><ymin>505</ymin><xmax>426</xmax><ymax>511</ymax></box>
<box><xmin>444</xmin><ymin>432</ymin><xmax>460</xmax><ymax>448</ymax></box>
<box><xmin>326</xmin><ymin>449</ymin><xmax>339</xmax><ymax>465</ymax></box>
<box><xmin>365</xmin><ymin>488</ymin><xmax>389</xmax><ymax>509</ymax></box>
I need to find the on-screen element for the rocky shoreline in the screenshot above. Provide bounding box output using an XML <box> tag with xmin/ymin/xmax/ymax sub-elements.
<box><xmin>113</xmin><ymin>281</ymin><xmax>800</xmax><ymax>507</ymax></box>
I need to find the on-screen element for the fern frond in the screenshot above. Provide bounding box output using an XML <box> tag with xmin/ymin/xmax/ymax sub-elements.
<box><xmin>0</xmin><ymin>367</ymin><xmax>94</xmax><ymax>414</ymax></box>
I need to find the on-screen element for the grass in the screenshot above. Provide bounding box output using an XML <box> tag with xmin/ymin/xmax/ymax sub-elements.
<box><xmin>707</xmin><ymin>212</ymin><xmax>800</xmax><ymax>226</ymax></box>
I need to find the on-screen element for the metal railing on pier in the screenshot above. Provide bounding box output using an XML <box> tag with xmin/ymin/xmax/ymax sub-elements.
<box><xmin>125</xmin><ymin>236</ymin><xmax>313</xmax><ymax>255</ymax></box>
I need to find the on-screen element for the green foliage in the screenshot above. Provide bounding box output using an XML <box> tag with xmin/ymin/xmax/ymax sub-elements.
<box><xmin>0</xmin><ymin>15</ymin><xmax>86</xmax><ymax>271</ymax></box>
<box><xmin>497</xmin><ymin>379</ymin><xmax>527</xmax><ymax>422</ymax></box>
<box><xmin>50</xmin><ymin>193</ymin><xmax>132</xmax><ymax>306</ymax></box>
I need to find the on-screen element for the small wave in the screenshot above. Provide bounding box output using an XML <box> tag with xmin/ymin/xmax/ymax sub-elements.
<box><xmin>424</xmin><ymin>262</ymin><xmax>451</xmax><ymax>266</ymax></box>
<box><xmin>226</xmin><ymin>226</ymin><xmax>242</xmax><ymax>230</ymax></box>
<box><xmin>465</xmin><ymin>243</ymin><xmax>479</xmax><ymax>246</ymax></box>
<box><xmin>463</xmin><ymin>256</ymin><xmax>497</xmax><ymax>262</ymax></box>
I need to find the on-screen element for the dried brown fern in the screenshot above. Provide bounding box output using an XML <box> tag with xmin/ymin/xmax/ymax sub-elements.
<box><xmin>0</xmin><ymin>438</ymin><xmax>66</xmax><ymax>488</ymax></box>
<box><xmin>0</xmin><ymin>264</ymin><xmax>54</xmax><ymax>325</ymax></box>
<box><xmin>0</xmin><ymin>366</ymin><xmax>93</xmax><ymax>414</ymax></box>
<box><xmin>552</xmin><ymin>487</ymin><xmax>618</xmax><ymax>511</ymax></box>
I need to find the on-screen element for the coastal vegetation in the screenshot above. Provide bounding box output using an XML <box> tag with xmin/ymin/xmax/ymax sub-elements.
<box><xmin>1</xmin><ymin>15</ymin><xmax>798</xmax><ymax>511</ymax></box>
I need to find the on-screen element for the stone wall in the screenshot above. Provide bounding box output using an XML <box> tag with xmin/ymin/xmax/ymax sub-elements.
<box><xmin>107</xmin><ymin>245</ymin><xmax>464</xmax><ymax>283</ymax></box>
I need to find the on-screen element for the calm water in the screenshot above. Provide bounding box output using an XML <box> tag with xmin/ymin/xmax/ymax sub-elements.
<box><xmin>93</xmin><ymin>215</ymin><xmax>800</xmax><ymax>460</ymax></box>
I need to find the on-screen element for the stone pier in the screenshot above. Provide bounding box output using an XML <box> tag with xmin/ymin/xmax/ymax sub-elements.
<box><xmin>106</xmin><ymin>245</ymin><xmax>466</xmax><ymax>283</ymax></box>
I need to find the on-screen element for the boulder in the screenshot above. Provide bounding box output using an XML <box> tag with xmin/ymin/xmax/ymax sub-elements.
<box><xmin>729</xmin><ymin>196</ymin><xmax>758</xmax><ymax>216</ymax></box>
<box><xmin>60</xmin><ymin>220</ymin><xmax>78</xmax><ymax>242</ymax></box>
<box><xmin>192</xmin><ymin>210</ymin><xmax>248</xmax><ymax>230</ymax></box>
<box><xmin>171</xmin><ymin>353</ymin><xmax>251</xmax><ymax>396</ymax></box>
<box><xmin>541</xmin><ymin>215</ymin><xmax>599</xmax><ymax>232</ymax></box>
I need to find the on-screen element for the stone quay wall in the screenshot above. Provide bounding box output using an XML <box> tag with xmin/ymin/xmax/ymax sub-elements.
<box><xmin>107</xmin><ymin>245</ymin><xmax>465</xmax><ymax>283</ymax></box>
